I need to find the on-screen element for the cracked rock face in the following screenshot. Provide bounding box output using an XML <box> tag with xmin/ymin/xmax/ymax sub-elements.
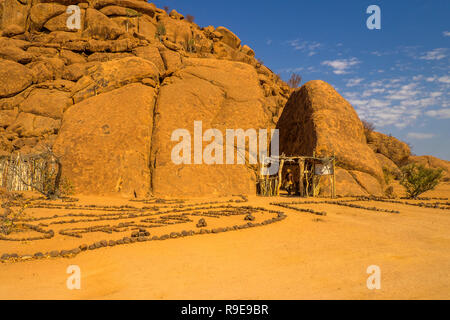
<box><xmin>53</xmin><ymin>83</ymin><xmax>156</xmax><ymax>197</ymax></box>
<box><xmin>151</xmin><ymin>58</ymin><xmax>272</xmax><ymax>197</ymax></box>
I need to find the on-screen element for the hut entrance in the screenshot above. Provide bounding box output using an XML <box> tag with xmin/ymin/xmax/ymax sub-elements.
<box><xmin>257</xmin><ymin>154</ymin><xmax>336</xmax><ymax>198</ymax></box>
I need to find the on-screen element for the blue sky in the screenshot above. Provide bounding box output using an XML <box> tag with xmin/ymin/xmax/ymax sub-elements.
<box><xmin>152</xmin><ymin>0</ymin><xmax>450</xmax><ymax>160</ymax></box>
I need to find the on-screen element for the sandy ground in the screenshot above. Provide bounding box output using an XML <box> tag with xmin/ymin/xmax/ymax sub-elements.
<box><xmin>0</xmin><ymin>183</ymin><xmax>449</xmax><ymax>300</ymax></box>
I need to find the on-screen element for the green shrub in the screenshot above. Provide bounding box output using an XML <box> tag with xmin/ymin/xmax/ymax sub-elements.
<box><xmin>155</xmin><ymin>22</ymin><xmax>166</xmax><ymax>41</ymax></box>
<box><xmin>383</xmin><ymin>167</ymin><xmax>392</xmax><ymax>185</ymax></box>
<box><xmin>400</xmin><ymin>163</ymin><xmax>443</xmax><ymax>199</ymax></box>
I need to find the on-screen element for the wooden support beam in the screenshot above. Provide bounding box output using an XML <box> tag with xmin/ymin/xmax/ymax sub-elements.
<box><xmin>299</xmin><ymin>159</ymin><xmax>305</xmax><ymax>197</ymax></box>
<box><xmin>277</xmin><ymin>160</ymin><xmax>285</xmax><ymax>196</ymax></box>
<box><xmin>332</xmin><ymin>157</ymin><xmax>336</xmax><ymax>199</ymax></box>
<box><xmin>312</xmin><ymin>151</ymin><xmax>316</xmax><ymax>198</ymax></box>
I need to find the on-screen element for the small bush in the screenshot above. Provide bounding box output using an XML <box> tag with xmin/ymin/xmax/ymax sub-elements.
<box><xmin>400</xmin><ymin>163</ymin><xmax>443</xmax><ymax>199</ymax></box>
<box><xmin>362</xmin><ymin>120</ymin><xmax>376</xmax><ymax>141</ymax></box>
<box><xmin>183</xmin><ymin>33</ymin><xmax>196</xmax><ymax>53</ymax></box>
<box><xmin>125</xmin><ymin>8</ymin><xmax>140</xmax><ymax>17</ymax></box>
<box><xmin>0</xmin><ymin>191</ymin><xmax>27</xmax><ymax>236</ymax></box>
<box><xmin>383</xmin><ymin>167</ymin><xmax>393</xmax><ymax>185</ymax></box>
<box><xmin>163</xmin><ymin>6</ymin><xmax>170</xmax><ymax>13</ymax></box>
<box><xmin>362</xmin><ymin>120</ymin><xmax>375</xmax><ymax>133</ymax></box>
<box><xmin>155</xmin><ymin>22</ymin><xmax>166</xmax><ymax>41</ymax></box>
<box><xmin>288</xmin><ymin>73</ymin><xmax>302</xmax><ymax>89</ymax></box>
<box><xmin>384</xmin><ymin>186</ymin><xmax>396</xmax><ymax>199</ymax></box>
<box><xmin>186</xmin><ymin>14</ymin><xmax>195</xmax><ymax>23</ymax></box>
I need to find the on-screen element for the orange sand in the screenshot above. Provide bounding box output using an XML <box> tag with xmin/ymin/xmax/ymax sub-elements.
<box><xmin>0</xmin><ymin>184</ymin><xmax>449</xmax><ymax>300</ymax></box>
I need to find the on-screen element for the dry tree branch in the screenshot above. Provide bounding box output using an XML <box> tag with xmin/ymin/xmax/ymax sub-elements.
<box><xmin>7</xmin><ymin>145</ymin><xmax>64</xmax><ymax>200</ymax></box>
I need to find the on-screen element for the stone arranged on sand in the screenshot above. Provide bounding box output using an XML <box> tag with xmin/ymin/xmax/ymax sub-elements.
<box><xmin>196</xmin><ymin>218</ymin><xmax>207</xmax><ymax>228</ymax></box>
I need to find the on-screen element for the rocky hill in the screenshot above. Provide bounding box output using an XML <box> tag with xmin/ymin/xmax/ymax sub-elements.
<box><xmin>0</xmin><ymin>0</ymin><xmax>447</xmax><ymax>197</ymax></box>
<box><xmin>0</xmin><ymin>0</ymin><xmax>291</xmax><ymax>197</ymax></box>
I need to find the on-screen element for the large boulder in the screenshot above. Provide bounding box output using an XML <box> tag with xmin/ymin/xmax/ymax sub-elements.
<box><xmin>375</xmin><ymin>152</ymin><xmax>401</xmax><ymax>178</ymax></box>
<box><xmin>277</xmin><ymin>80</ymin><xmax>384</xmax><ymax>189</ymax></box>
<box><xmin>0</xmin><ymin>109</ymin><xmax>18</xmax><ymax>128</ymax></box>
<box><xmin>157</xmin><ymin>15</ymin><xmax>192</xmax><ymax>49</ymax></box>
<box><xmin>54</xmin><ymin>84</ymin><xmax>157</xmax><ymax>197</ymax></box>
<box><xmin>320</xmin><ymin>167</ymin><xmax>368</xmax><ymax>197</ymax></box>
<box><xmin>349</xmin><ymin>170</ymin><xmax>383</xmax><ymax>196</ymax></box>
<box><xmin>92</xmin><ymin>0</ymin><xmax>156</xmax><ymax>17</ymax></box>
<box><xmin>0</xmin><ymin>45</ymin><xmax>33</xmax><ymax>63</ymax></box>
<box><xmin>137</xmin><ymin>14</ymin><xmax>156</xmax><ymax>40</ymax></box>
<box><xmin>0</xmin><ymin>0</ymin><xmax>30</xmax><ymax>36</ymax></box>
<box><xmin>19</xmin><ymin>89</ymin><xmax>72</xmax><ymax>119</ymax></box>
<box><xmin>84</xmin><ymin>8</ymin><xmax>123</xmax><ymax>40</ymax></box>
<box><xmin>30</xmin><ymin>3</ymin><xmax>66</xmax><ymax>31</ymax></box>
<box><xmin>27</xmin><ymin>57</ymin><xmax>65</xmax><ymax>83</ymax></box>
<box><xmin>367</xmin><ymin>131</ymin><xmax>411</xmax><ymax>166</ymax></box>
<box><xmin>44</xmin><ymin>9</ymin><xmax>85</xmax><ymax>32</ymax></box>
<box><xmin>71</xmin><ymin>56</ymin><xmax>160</xmax><ymax>103</ymax></box>
<box><xmin>215</xmin><ymin>26</ymin><xmax>241</xmax><ymax>49</ymax></box>
<box><xmin>7</xmin><ymin>112</ymin><xmax>60</xmax><ymax>137</ymax></box>
<box><xmin>0</xmin><ymin>59</ymin><xmax>33</xmax><ymax>98</ymax></box>
<box><xmin>132</xmin><ymin>46</ymin><xmax>165</xmax><ymax>73</ymax></box>
<box><xmin>409</xmin><ymin>155</ymin><xmax>450</xmax><ymax>181</ymax></box>
<box><xmin>151</xmin><ymin>58</ymin><xmax>271</xmax><ymax>197</ymax></box>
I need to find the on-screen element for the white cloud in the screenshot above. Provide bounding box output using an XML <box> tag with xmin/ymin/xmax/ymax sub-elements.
<box><xmin>287</xmin><ymin>39</ymin><xmax>305</xmax><ymax>50</ymax></box>
<box><xmin>362</xmin><ymin>88</ymin><xmax>385</xmax><ymax>97</ymax></box>
<box><xmin>266</xmin><ymin>39</ymin><xmax>272</xmax><ymax>45</ymax></box>
<box><xmin>420</xmin><ymin>48</ymin><xmax>447</xmax><ymax>61</ymax></box>
<box><xmin>387</xmin><ymin>83</ymin><xmax>419</xmax><ymax>100</ymax></box>
<box><xmin>367</xmin><ymin>99</ymin><xmax>391</xmax><ymax>108</ymax></box>
<box><xmin>438</xmin><ymin>76</ymin><xmax>450</xmax><ymax>84</ymax></box>
<box><xmin>321</xmin><ymin>58</ymin><xmax>360</xmax><ymax>75</ymax></box>
<box><xmin>342</xmin><ymin>74</ymin><xmax>450</xmax><ymax>129</ymax></box>
<box><xmin>287</xmin><ymin>39</ymin><xmax>322</xmax><ymax>56</ymax></box>
<box><xmin>443</xmin><ymin>31</ymin><xmax>450</xmax><ymax>37</ymax></box>
<box><xmin>279</xmin><ymin>66</ymin><xmax>304</xmax><ymax>74</ymax></box>
<box><xmin>426</xmin><ymin>108</ymin><xmax>450</xmax><ymax>119</ymax></box>
<box><xmin>430</xmin><ymin>92</ymin><xmax>443</xmax><ymax>98</ymax></box>
<box><xmin>346</xmin><ymin>78</ymin><xmax>364</xmax><ymax>87</ymax></box>
<box><xmin>407</xmin><ymin>132</ymin><xmax>436</xmax><ymax>140</ymax></box>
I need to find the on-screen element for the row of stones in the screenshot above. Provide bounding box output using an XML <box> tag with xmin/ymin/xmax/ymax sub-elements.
<box><xmin>18</xmin><ymin>206</ymin><xmax>251</xmax><ymax>231</ymax></box>
<box><xmin>58</xmin><ymin>208</ymin><xmax>260</xmax><ymax>239</ymax></box>
<box><xmin>0</xmin><ymin>209</ymin><xmax>287</xmax><ymax>263</ymax></box>
<box><xmin>271</xmin><ymin>203</ymin><xmax>327</xmax><ymax>217</ymax></box>
<box><xmin>0</xmin><ymin>223</ymin><xmax>54</xmax><ymax>241</ymax></box>
<box><xmin>272</xmin><ymin>200</ymin><xmax>400</xmax><ymax>214</ymax></box>
<box><xmin>24</xmin><ymin>196</ymin><xmax>248</xmax><ymax>215</ymax></box>
<box><xmin>17</xmin><ymin>198</ymin><xmax>247</xmax><ymax>224</ymax></box>
<box><xmin>349</xmin><ymin>197</ymin><xmax>450</xmax><ymax>211</ymax></box>
<box><xmin>1</xmin><ymin>203</ymin><xmax>256</xmax><ymax>241</ymax></box>
<box><xmin>59</xmin><ymin>218</ymin><xmax>191</xmax><ymax>238</ymax></box>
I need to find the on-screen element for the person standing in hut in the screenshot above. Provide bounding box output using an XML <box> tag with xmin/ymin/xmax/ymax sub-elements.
<box><xmin>284</xmin><ymin>169</ymin><xmax>295</xmax><ymax>195</ymax></box>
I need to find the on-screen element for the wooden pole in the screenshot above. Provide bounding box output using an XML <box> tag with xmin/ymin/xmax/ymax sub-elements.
<box><xmin>332</xmin><ymin>156</ymin><xmax>336</xmax><ymax>199</ymax></box>
<box><xmin>299</xmin><ymin>159</ymin><xmax>305</xmax><ymax>197</ymax></box>
<box><xmin>312</xmin><ymin>151</ymin><xmax>316</xmax><ymax>198</ymax></box>
<box><xmin>277</xmin><ymin>160</ymin><xmax>285</xmax><ymax>196</ymax></box>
